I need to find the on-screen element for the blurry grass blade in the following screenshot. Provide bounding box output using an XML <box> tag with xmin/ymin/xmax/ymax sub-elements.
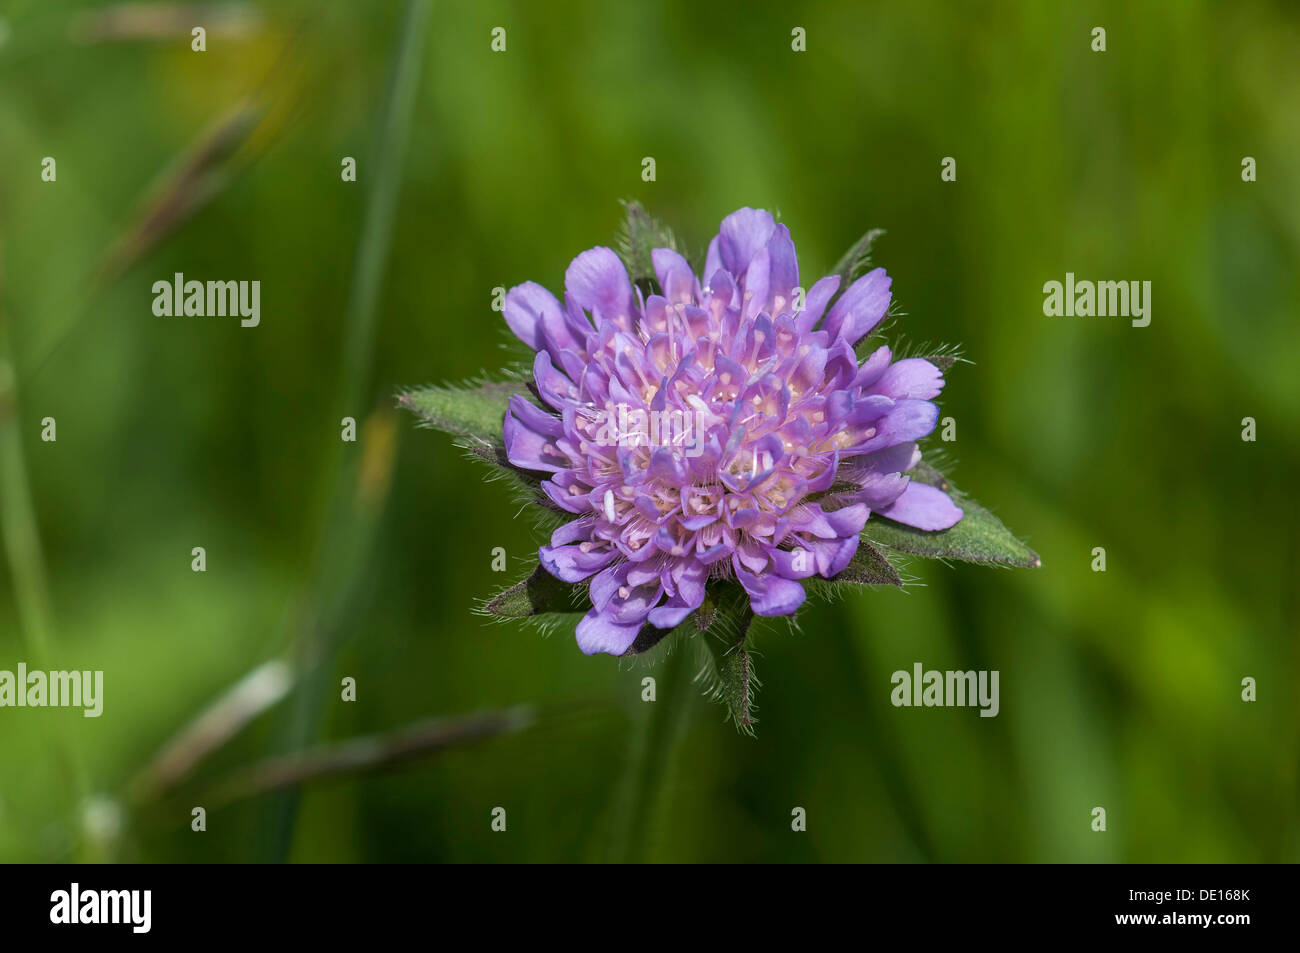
<box><xmin>339</xmin><ymin>0</ymin><xmax>431</xmax><ymax>411</ymax></box>
<box><xmin>0</xmin><ymin>377</ymin><xmax>54</xmax><ymax>663</ymax></box>
<box><xmin>96</xmin><ymin>101</ymin><xmax>266</xmax><ymax>284</ymax></box>
<box><xmin>260</xmin><ymin>0</ymin><xmax>432</xmax><ymax>862</ymax></box>
<box><xmin>131</xmin><ymin>660</ymin><xmax>293</xmax><ymax>802</ymax></box>
<box><xmin>607</xmin><ymin>637</ymin><xmax>695</xmax><ymax>862</ymax></box>
<box><xmin>0</xmin><ymin>250</ymin><xmax>54</xmax><ymax>662</ymax></box>
<box><xmin>862</xmin><ymin>463</ymin><xmax>1041</xmax><ymax>568</ymax></box>
<box><xmin>482</xmin><ymin>563</ymin><xmax>584</xmax><ymax>618</ymax></box>
<box><xmin>211</xmin><ymin>706</ymin><xmax>535</xmax><ymax>807</ymax></box>
<box><xmin>0</xmin><ymin>245</ymin><xmax>90</xmax><ymax>850</ymax></box>
<box><xmin>71</xmin><ymin>3</ymin><xmax>262</xmax><ymax>44</ymax></box>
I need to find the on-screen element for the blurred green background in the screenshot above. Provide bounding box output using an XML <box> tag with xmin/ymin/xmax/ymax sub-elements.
<box><xmin>1</xmin><ymin>0</ymin><xmax>1297</xmax><ymax>863</ymax></box>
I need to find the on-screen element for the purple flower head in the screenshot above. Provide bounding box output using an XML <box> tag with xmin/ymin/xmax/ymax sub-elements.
<box><xmin>502</xmin><ymin>208</ymin><xmax>962</xmax><ymax>656</ymax></box>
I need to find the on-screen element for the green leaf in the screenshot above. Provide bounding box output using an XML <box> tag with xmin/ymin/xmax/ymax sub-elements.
<box><xmin>400</xmin><ymin>378</ymin><xmax>567</xmax><ymax>526</ymax></box>
<box><xmin>831</xmin><ymin>541</ymin><xmax>904</xmax><ymax>585</ymax></box>
<box><xmin>615</xmin><ymin>199</ymin><xmax>680</xmax><ymax>295</ymax></box>
<box><xmin>830</xmin><ymin>226</ymin><xmax>885</xmax><ymax>287</ymax></box>
<box><xmin>397</xmin><ymin>378</ymin><xmax>527</xmax><ymax>446</ymax></box>
<box><xmin>861</xmin><ymin>463</ymin><xmax>1041</xmax><ymax>569</ymax></box>
<box><xmin>483</xmin><ymin>564</ymin><xmax>585</xmax><ymax>618</ymax></box>
<box><xmin>803</xmin><ymin>540</ymin><xmax>904</xmax><ymax>604</ymax></box>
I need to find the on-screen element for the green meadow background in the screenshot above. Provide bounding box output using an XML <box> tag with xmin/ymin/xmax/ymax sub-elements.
<box><xmin>1</xmin><ymin>0</ymin><xmax>1296</xmax><ymax>863</ymax></box>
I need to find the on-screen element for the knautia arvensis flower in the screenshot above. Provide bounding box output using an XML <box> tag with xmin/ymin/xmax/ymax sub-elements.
<box><xmin>502</xmin><ymin>208</ymin><xmax>962</xmax><ymax>655</ymax></box>
<box><xmin>401</xmin><ymin>203</ymin><xmax>1037</xmax><ymax>728</ymax></box>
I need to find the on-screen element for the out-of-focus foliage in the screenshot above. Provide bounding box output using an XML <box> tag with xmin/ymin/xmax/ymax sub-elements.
<box><xmin>0</xmin><ymin>0</ymin><xmax>1296</xmax><ymax>862</ymax></box>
